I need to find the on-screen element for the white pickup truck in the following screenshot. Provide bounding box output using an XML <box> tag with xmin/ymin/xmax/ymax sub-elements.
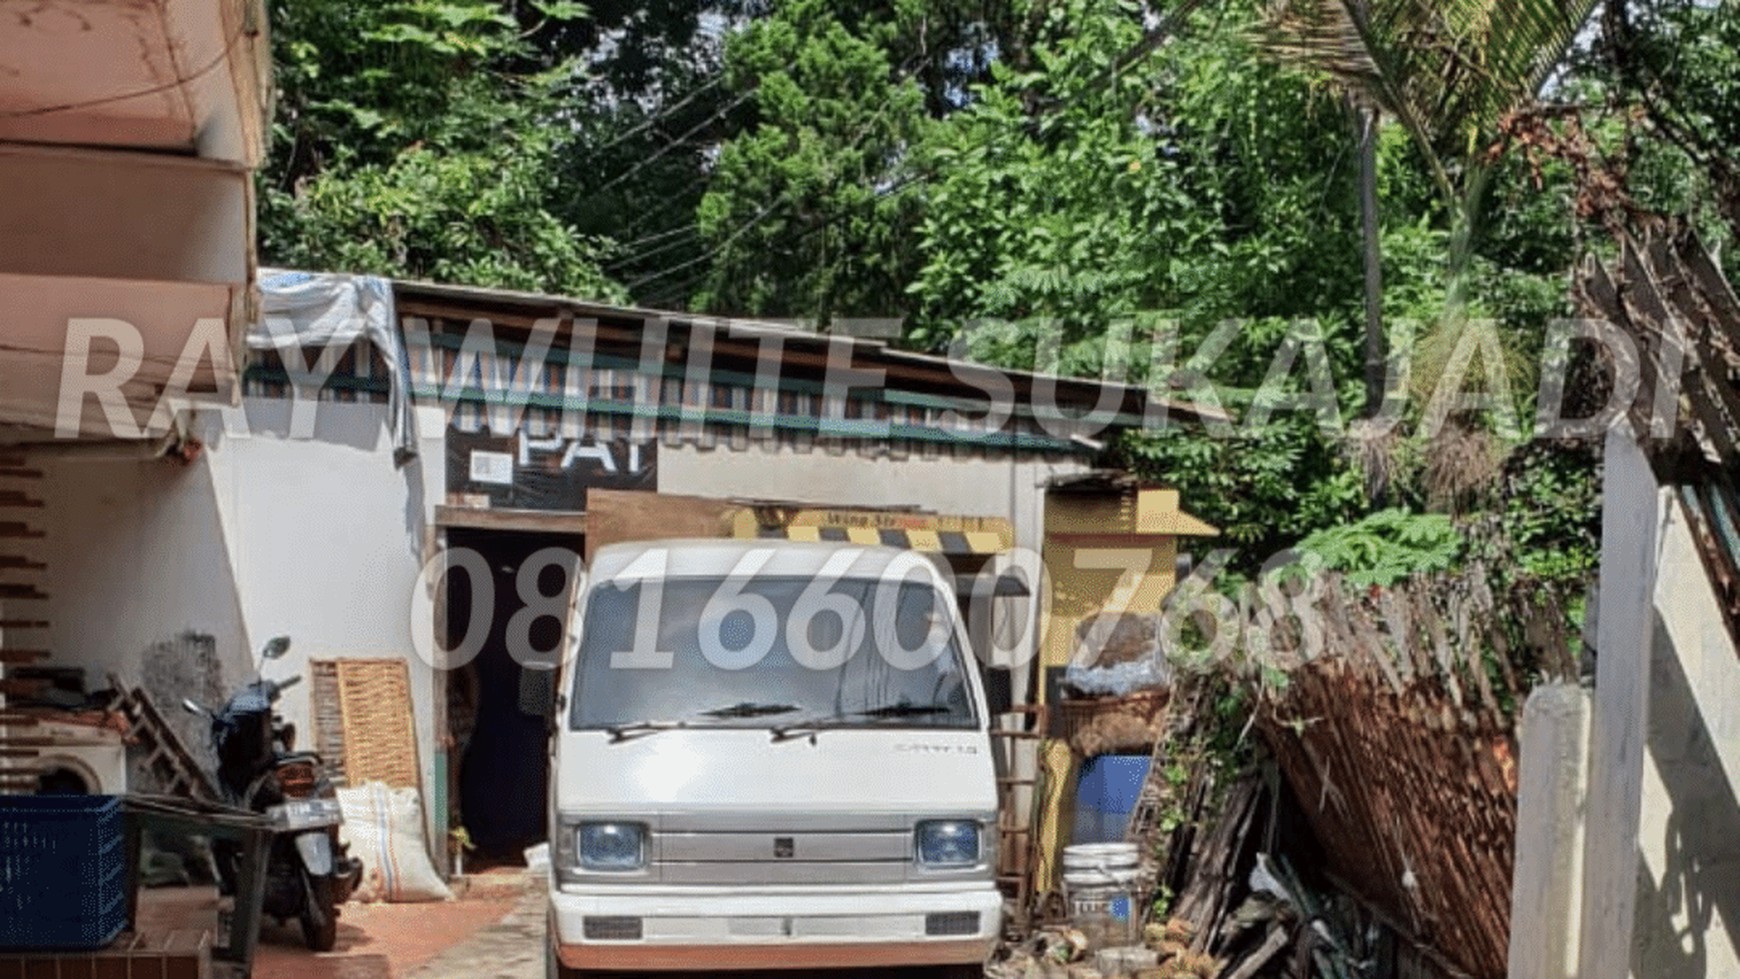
<box><xmin>542</xmin><ymin>539</ymin><xmax>1004</xmax><ymax>976</ymax></box>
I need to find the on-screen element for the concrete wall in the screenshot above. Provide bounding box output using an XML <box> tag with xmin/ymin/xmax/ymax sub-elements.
<box><xmin>1629</xmin><ymin>490</ymin><xmax>1740</xmax><ymax>977</ymax></box>
<box><xmin>660</xmin><ymin>440</ymin><xmax>1082</xmax><ymax>670</ymax></box>
<box><xmin>659</xmin><ymin>441</ymin><xmax>1075</xmax><ymax>548</ymax></box>
<box><xmin>1573</xmin><ymin>428</ymin><xmax>1740</xmax><ymax>978</ymax></box>
<box><xmin>32</xmin><ymin>398</ymin><xmax>445</xmax><ymax>848</ymax></box>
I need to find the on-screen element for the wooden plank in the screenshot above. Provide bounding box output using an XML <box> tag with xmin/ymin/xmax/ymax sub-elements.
<box><xmin>435</xmin><ymin>504</ymin><xmax>588</xmax><ymax>535</ymax></box>
<box><xmin>0</xmin><ymin>584</ymin><xmax>47</xmax><ymax>600</ymax></box>
<box><xmin>0</xmin><ymin>620</ymin><xmax>49</xmax><ymax>629</ymax></box>
<box><xmin>0</xmin><ymin>555</ymin><xmax>47</xmax><ymax>571</ymax></box>
<box><xmin>0</xmin><ymin>736</ymin><xmax>115</xmax><ymax>749</ymax></box>
<box><xmin>0</xmin><ymin>523</ymin><xmax>44</xmax><ymax>539</ymax></box>
<box><xmin>0</xmin><ymin>467</ymin><xmax>43</xmax><ymax>480</ymax></box>
<box><xmin>585</xmin><ymin>489</ymin><xmax>737</xmax><ymax>562</ymax></box>
<box><xmin>311</xmin><ymin>659</ymin><xmax>348</xmax><ymax>786</ymax></box>
<box><xmin>0</xmin><ymin>678</ymin><xmax>47</xmax><ymax>696</ymax></box>
<box><xmin>0</xmin><ymin>649</ymin><xmax>49</xmax><ymax>664</ymax></box>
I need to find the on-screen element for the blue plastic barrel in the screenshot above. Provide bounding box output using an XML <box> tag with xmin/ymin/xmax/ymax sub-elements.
<box><xmin>1072</xmin><ymin>754</ymin><xmax>1152</xmax><ymax>844</ymax></box>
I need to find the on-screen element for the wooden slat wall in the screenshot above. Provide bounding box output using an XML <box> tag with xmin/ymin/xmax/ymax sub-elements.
<box><xmin>0</xmin><ymin>450</ymin><xmax>47</xmax><ymax>794</ymax></box>
<box><xmin>310</xmin><ymin>660</ymin><xmax>348</xmax><ymax>787</ymax></box>
<box><xmin>334</xmin><ymin>659</ymin><xmax>421</xmax><ymax>792</ymax></box>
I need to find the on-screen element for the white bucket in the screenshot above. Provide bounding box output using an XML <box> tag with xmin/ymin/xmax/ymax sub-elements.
<box><xmin>1062</xmin><ymin>842</ymin><xmax>1140</xmax><ymax>947</ymax></box>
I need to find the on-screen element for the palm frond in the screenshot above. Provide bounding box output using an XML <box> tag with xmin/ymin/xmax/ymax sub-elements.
<box><xmin>1261</xmin><ymin>0</ymin><xmax>1598</xmax><ymax>189</ymax></box>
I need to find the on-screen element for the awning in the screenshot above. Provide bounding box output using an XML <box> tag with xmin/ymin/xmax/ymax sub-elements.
<box><xmin>728</xmin><ymin>506</ymin><xmax>1015</xmax><ymax>557</ymax></box>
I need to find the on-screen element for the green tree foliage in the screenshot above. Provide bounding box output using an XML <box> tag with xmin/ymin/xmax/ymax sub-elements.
<box><xmin>1597</xmin><ymin>0</ymin><xmax>1740</xmax><ymax>245</ymax></box>
<box><xmin>260</xmin><ymin>0</ymin><xmax>622</xmax><ymax>297</ymax></box>
<box><xmin>257</xmin><ymin>0</ymin><xmax>1721</xmax><ymax>589</ymax></box>
<box><xmin>685</xmin><ymin>0</ymin><xmax>933</xmax><ymax>320</ymax></box>
<box><xmin>909</xmin><ymin>1</ymin><xmax>1371</xmax><ymax>337</ymax></box>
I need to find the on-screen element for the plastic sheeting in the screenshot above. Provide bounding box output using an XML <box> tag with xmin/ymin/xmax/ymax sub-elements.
<box><xmin>255</xmin><ymin>269</ymin><xmax>418</xmax><ymax>461</ymax></box>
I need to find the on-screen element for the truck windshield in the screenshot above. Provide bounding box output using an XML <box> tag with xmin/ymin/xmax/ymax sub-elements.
<box><xmin>569</xmin><ymin>576</ymin><xmax>977</xmax><ymax>731</ymax></box>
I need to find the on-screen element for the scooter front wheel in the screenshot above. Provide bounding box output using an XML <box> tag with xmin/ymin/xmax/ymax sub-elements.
<box><xmin>300</xmin><ymin>875</ymin><xmax>340</xmax><ymax>952</ymax></box>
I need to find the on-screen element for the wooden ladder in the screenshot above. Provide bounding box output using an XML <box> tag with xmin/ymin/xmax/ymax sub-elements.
<box><xmin>106</xmin><ymin>680</ymin><xmax>217</xmax><ymax>800</ymax></box>
<box><xmin>990</xmin><ymin>703</ymin><xmax>1048</xmax><ymax>933</ymax></box>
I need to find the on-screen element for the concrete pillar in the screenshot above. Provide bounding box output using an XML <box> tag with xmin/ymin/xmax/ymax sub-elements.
<box><xmin>1509</xmin><ymin>683</ymin><xmax>1592</xmax><ymax>979</ymax></box>
<box><xmin>1579</xmin><ymin>425</ymin><xmax>1663</xmax><ymax>978</ymax></box>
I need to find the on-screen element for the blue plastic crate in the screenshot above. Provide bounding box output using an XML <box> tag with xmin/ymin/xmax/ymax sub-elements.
<box><xmin>0</xmin><ymin>795</ymin><xmax>127</xmax><ymax>951</ymax></box>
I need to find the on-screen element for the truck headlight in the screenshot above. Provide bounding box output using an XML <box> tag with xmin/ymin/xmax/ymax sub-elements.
<box><xmin>577</xmin><ymin>822</ymin><xmax>647</xmax><ymax>872</ymax></box>
<box><xmin>915</xmin><ymin>820</ymin><xmax>980</xmax><ymax>867</ymax></box>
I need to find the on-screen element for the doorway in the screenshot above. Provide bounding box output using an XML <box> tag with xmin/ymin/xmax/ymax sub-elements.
<box><xmin>445</xmin><ymin>527</ymin><xmax>582</xmax><ymax>863</ymax></box>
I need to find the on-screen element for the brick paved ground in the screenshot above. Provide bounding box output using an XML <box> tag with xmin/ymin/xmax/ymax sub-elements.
<box><xmin>405</xmin><ymin>877</ymin><xmax>545</xmax><ymax>979</ymax></box>
<box><xmin>146</xmin><ymin>875</ymin><xmax>991</xmax><ymax>979</ymax></box>
<box><xmin>253</xmin><ymin>889</ymin><xmax>523</xmax><ymax>979</ymax></box>
<box><xmin>137</xmin><ymin>878</ymin><xmax>525</xmax><ymax>979</ymax></box>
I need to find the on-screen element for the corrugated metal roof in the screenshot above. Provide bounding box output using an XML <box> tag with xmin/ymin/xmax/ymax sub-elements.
<box><xmin>389</xmin><ymin>277</ymin><xmax>1231</xmax><ymax>428</ymax></box>
<box><xmin>1578</xmin><ymin>229</ymin><xmax>1740</xmax><ymax>644</ymax></box>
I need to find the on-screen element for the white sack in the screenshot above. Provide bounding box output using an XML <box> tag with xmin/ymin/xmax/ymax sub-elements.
<box><xmin>337</xmin><ymin>782</ymin><xmax>453</xmax><ymax>903</ymax></box>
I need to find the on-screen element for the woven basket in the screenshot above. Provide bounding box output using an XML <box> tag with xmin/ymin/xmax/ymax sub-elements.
<box><xmin>1056</xmin><ymin>689</ymin><xmax>1170</xmax><ymax>756</ymax></box>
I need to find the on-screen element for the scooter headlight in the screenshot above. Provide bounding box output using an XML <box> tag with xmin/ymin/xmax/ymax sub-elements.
<box><xmin>915</xmin><ymin>819</ymin><xmax>981</xmax><ymax>867</ymax></box>
<box><xmin>577</xmin><ymin>822</ymin><xmax>647</xmax><ymax>872</ymax></box>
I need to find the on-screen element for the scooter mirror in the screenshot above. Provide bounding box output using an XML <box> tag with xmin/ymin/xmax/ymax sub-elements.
<box><xmin>182</xmin><ymin>699</ymin><xmax>205</xmax><ymax>716</ymax></box>
<box><xmin>262</xmin><ymin>636</ymin><xmax>292</xmax><ymax>660</ymax></box>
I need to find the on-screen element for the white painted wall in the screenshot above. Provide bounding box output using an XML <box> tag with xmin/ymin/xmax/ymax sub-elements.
<box><xmin>1629</xmin><ymin>493</ymin><xmax>1740</xmax><ymax>978</ymax></box>
<box><xmin>660</xmin><ymin>441</ymin><xmax>1078</xmax><ymax>543</ymax></box>
<box><xmin>32</xmin><ymin>398</ymin><xmax>445</xmax><ymax>851</ymax></box>
<box><xmin>28</xmin><ymin>413</ymin><xmax>1087</xmax><ymax>871</ymax></box>
<box><xmin>1575</xmin><ymin>428</ymin><xmax>1740</xmax><ymax>978</ymax></box>
<box><xmin>662</xmin><ymin>439</ymin><xmax>1082</xmax><ymax>662</ymax></box>
<box><xmin>661</xmin><ymin>440</ymin><xmax>1080</xmax><ymax>690</ymax></box>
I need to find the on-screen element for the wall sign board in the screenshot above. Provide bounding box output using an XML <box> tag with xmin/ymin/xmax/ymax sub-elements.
<box><xmin>446</xmin><ymin>429</ymin><xmax>657</xmax><ymax>511</ymax></box>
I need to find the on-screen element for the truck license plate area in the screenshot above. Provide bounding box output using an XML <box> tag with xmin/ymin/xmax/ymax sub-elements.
<box><xmin>727</xmin><ymin>917</ymin><xmax>791</xmax><ymax>938</ymax></box>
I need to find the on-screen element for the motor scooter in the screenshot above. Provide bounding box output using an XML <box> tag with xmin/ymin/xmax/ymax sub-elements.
<box><xmin>183</xmin><ymin>636</ymin><xmax>361</xmax><ymax>951</ymax></box>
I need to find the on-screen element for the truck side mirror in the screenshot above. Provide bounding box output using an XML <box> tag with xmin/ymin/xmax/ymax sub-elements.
<box><xmin>981</xmin><ymin>666</ymin><xmax>1014</xmax><ymax>717</ymax></box>
<box><xmin>518</xmin><ymin>660</ymin><xmax>560</xmax><ymax>720</ymax></box>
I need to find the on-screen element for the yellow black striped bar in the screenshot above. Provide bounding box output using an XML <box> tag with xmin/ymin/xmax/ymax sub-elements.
<box><xmin>729</xmin><ymin>506</ymin><xmax>1015</xmax><ymax>555</ymax></box>
<box><xmin>753</xmin><ymin>524</ymin><xmax>1000</xmax><ymax>555</ymax></box>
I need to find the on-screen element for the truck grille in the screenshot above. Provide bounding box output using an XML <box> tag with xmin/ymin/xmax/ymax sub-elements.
<box><xmin>582</xmin><ymin>916</ymin><xmax>643</xmax><ymax>941</ymax></box>
<box><xmin>925</xmin><ymin>912</ymin><xmax>980</xmax><ymax>936</ymax></box>
<box><xmin>655</xmin><ymin>829</ymin><xmax>911</xmax><ymax>885</ymax></box>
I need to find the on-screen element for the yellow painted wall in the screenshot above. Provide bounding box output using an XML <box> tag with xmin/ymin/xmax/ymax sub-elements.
<box><xmin>1031</xmin><ymin>486</ymin><xmax>1211</xmax><ymax>898</ymax></box>
<box><xmin>1040</xmin><ymin>535</ymin><xmax>1178</xmax><ymax>675</ymax></box>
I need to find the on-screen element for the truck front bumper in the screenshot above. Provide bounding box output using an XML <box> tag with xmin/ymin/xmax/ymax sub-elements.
<box><xmin>549</xmin><ymin>884</ymin><xmax>1001</xmax><ymax>972</ymax></box>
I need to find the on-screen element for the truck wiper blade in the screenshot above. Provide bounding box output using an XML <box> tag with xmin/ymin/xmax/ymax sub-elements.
<box><xmin>852</xmin><ymin>702</ymin><xmax>951</xmax><ymax>718</ymax></box>
<box><xmin>605</xmin><ymin>720</ymin><xmax>688</xmax><ymax>743</ymax></box>
<box><xmin>698</xmin><ymin>701</ymin><xmax>801</xmax><ymax>719</ymax></box>
<box><xmin>769</xmin><ymin>716</ymin><xmax>850</xmax><ymax>742</ymax></box>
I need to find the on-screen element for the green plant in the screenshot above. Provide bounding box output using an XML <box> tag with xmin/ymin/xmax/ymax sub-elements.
<box><xmin>1290</xmin><ymin>507</ymin><xmax>1463</xmax><ymax>586</ymax></box>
